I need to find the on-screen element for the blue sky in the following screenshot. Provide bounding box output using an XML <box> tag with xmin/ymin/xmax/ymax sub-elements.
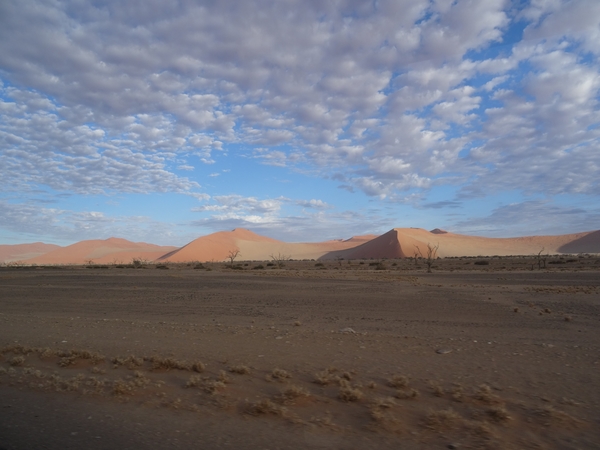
<box><xmin>0</xmin><ymin>0</ymin><xmax>599</xmax><ymax>246</ymax></box>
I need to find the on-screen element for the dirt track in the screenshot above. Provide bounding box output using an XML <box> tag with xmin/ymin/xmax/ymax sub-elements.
<box><xmin>1</xmin><ymin>262</ymin><xmax>599</xmax><ymax>449</ymax></box>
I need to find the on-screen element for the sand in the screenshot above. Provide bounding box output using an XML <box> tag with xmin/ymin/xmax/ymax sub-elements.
<box><xmin>323</xmin><ymin>228</ymin><xmax>600</xmax><ymax>260</ymax></box>
<box><xmin>20</xmin><ymin>237</ymin><xmax>178</xmax><ymax>265</ymax></box>
<box><xmin>1</xmin><ymin>258</ymin><xmax>599</xmax><ymax>449</ymax></box>
<box><xmin>0</xmin><ymin>242</ymin><xmax>61</xmax><ymax>263</ymax></box>
<box><xmin>158</xmin><ymin>229</ymin><xmax>377</xmax><ymax>263</ymax></box>
<box><xmin>4</xmin><ymin>228</ymin><xmax>598</xmax><ymax>266</ymax></box>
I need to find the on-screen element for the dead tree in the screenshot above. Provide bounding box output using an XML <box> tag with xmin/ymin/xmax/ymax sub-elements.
<box><xmin>417</xmin><ymin>243</ymin><xmax>439</xmax><ymax>273</ymax></box>
<box><xmin>536</xmin><ymin>248</ymin><xmax>548</xmax><ymax>270</ymax></box>
<box><xmin>227</xmin><ymin>249</ymin><xmax>240</xmax><ymax>266</ymax></box>
<box><xmin>269</xmin><ymin>252</ymin><xmax>290</xmax><ymax>269</ymax></box>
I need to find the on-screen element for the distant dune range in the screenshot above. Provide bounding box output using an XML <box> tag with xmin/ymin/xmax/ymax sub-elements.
<box><xmin>0</xmin><ymin>242</ymin><xmax>61</xmax><ymax>264</ymax></box>
<box><xmin>11</xmin><ymin>238</ymin><xmax>177</xmax><ymax>265</ymax></box>
<box><xmin>1</xmin><ymin>228</ymin><xmax>599</xmax><ymax>265</ymax></box>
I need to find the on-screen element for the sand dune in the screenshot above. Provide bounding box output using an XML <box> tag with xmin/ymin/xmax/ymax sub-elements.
<box><xmin>158</xmin><ymin>228</ymin><xmax>376</xmax><ymax>262</ymax></box>
<box><xmin>558</xmin><ymin>230</ymin><xmax>600</xmax><ymax>253</ymax></box>
<box><xmin>22</xmin><ymin>238</ymin><xmax>177</xmax><ymax>265</ymax></box>
<box><xmin>6</xmin><ymin>228</ymin><xmax>599</xmax><ymax>265</ymax></box>
<box><xmin>0</xmin><ymin>242</ymin><xmax>61</xmax><ymax>263</ymax></box>
<box><xmin>321</xmin><ymin>228</ymin><xmax>600</xmax><ymax>260</ymax></box>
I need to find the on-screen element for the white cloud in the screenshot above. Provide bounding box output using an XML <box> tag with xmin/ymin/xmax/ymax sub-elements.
<box><xmin>0</xmin><ymin>199</ymin><xmax>189</xmax><ymax>246</ymax></box>
<box><xmin>452</xmin><ymin>199</ymin><xmax>600</xmax><ymax>237</ymax></box>
<box><xmin>192</xmin><ymin>195</ymin><xmax>285</xmax><ymax>218</ymax></box>
<box><xmin>296</xmin><ymin>199</ymin><xmax>332</xmax><ymax>210</ymax></box>
<box><xmin>0</xmin><ymin>0</ymin><xmax>598</xmax><ymax>241</ymax></box>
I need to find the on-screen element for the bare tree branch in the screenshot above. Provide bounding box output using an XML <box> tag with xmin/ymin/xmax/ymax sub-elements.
<box><xmin>227</xmin><ymin>249</ymin><xmax>240</xmax><ymax>266</ymax></box>
<box><xmin>269</xmin><ymin>252</ymin><xmax>290</xmax><ymax>269</ymax></box>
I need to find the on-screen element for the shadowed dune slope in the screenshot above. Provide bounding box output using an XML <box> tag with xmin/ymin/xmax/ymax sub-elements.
<box><xmin>158</xmin><ymin>228</ymin><xmax>377</xmax><ymax>262</ymax></box>
<box><xmin>320</xmin><ymin>228</ymin><xmax>600</xmax><ymax>259</ymax></box>
<box><xmin>0</xmin><ymin>243</ymin><xmax>61</xmax><ymax>263</ymax></box>
<box><xmin>558</xmin><ymin>230</ymin><xmax>600</xmax><ymax>253</ymax></box>
<box><xmin>23</xmin><ymin>238</ymin><xmax>177</xmax><ymax>265</ymax></box>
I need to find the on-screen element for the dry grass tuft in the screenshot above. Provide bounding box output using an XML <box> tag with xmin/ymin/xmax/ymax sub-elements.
<box><xmin>425</xmin><ymin>408</ymin><xmax>464</xmax><ymax>430</ymax></box>
<box><xmin>533</xmin><ymin>406</ymin><xmax>581</xmax><ymax>426</ymax></box>
<box><xmin>338</xmin><ymin>380</ymin><xmax>363</xmax><ymax>402</ymax></box>
<box><xmin>313</xmin><ymin>369</ymin><xmax>341</xmax><ymax>386</ymax></box>
<box><xmin>388</xmin><ymin>374</ymin><xmax>409</xmax><ymax>388</ymax></box>
<box><xmin>39</xmin><ymin>348</ymin><xmax>55</xmax><ymax>358</ymax></box>
<box><xmin>186</xmin><ymin>375</ymin><xmax>227</xmax><ymax>394</ymax></box>
<box><xmin>185</xmin><ymin>374</ymin><xmax>203</xmax><ymax>388</ymax></box>
<box><xmin>228</xmin><ymin>365</ymin><xmax>250</xmax><ymax>375</ymax></box>
<box><xmin>395</xmin><ymin>388</ymin><xmax>420</xmax><ymax>400</ymax></box>
<box><xmin>84</xmin><ymin>376</ymin><xmax>106</xmax><ymax>389</ymax></box>
<box><xmin>369</xmin><ymin>402</ymin><xmax>404</xmax><ymax>432</ymax></box>
<box><xmin>74</xmin><ymin>350</ymin><xmax>105</xmax><ymax>363</ymax></box>
<box><xmin>246</xmin><ymin>399</ymin><xmax>287</xmax><ymax>416</ymax></box>
<box><xmin>473</xmin><ymin>384</ymin><xmax>503</xmax><ymax>405</ymax></box>
<box><xmin>451</xmin><ymin>385</ymin><xmax>464</xmax><ymax>402</ymax></box>
<box><xmin>1</xmin><ymin>345</ymin><xmax>35</xmax><ymax>356</ymax></box>
<box><xmin>112</xmin><ymin>379</ymin><xmax>134</xmax><ymax>396</ymax></box>
<box><xmin>278</xmin><ymin>385</ymin><xmax>311</xmax><ymax>404</ymax></box>
<box><xmin>58</xmin><ymin>356</ymin><xmax>77</xmax><ymax>367</ymax></box>
<box><xmin>485</xmin><ymin>406</ymin><xmax>512</xmax><ymax>423</ymax></box>
<box><xmin>372</xmin><ymin>396</ymin><xmax>396</xmax><ymax>409</ymax></box>
<box><xmin>270</xmin><ymin>368</ymin><xmax>292</xmax><ymax>381</ymax></box>
<box><xmin>125</xmin><ymin>355</ymin><xmax>144</xmax><ymax>369</ymax></box>
<box><xmin>218</xmin><ymin>370</ymin><xmax>231</xmax><ymax>384</ymax></box>
<box><xmin>204</xmin><ymin>380</ymin><xmax>227</xmax><ymax>394</ymax></box>
<box><xmin>131</xmin><ymin>370</ymin><xmax>150</xmax><ymax>387</ymax></box>
<box><xmin>191</xmin><ymin>362</ymin><xmax>205</xmax><ymax>373</ymax></box>
<box><xmin>146</xmin><ymin>356</ymin><xmax>190</xmax><ymax>371</ymax></box>
<box><xmin>309</xmin><ymin>413</ymin><xmax>339</xmax><ymax>430</ymax></box>
<box><xmin>9</xmin><ymin>356</ymin><xmax>26</xmax><ymax>367</ymax></box>
<box><xmin>56</xmin><ymin>349</ymin><xmax>105</xmax><ymax>365</ymax></box>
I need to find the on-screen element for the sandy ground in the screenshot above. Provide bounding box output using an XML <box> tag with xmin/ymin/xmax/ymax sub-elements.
<box><xmin>0</xmin><ymin>258</ymin><xmax>599</xmax><ymax>449</ymax></box>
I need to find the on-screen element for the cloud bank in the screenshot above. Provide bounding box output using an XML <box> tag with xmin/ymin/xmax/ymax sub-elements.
<box><xmin>0</xmin><ymin>0</ymin><xmax>598</xmax><ymax>243</ymax></box>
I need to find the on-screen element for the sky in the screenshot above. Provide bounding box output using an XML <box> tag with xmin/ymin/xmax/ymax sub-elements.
<box><xmin>0</xmin><ymin>0</ymin><xmax>599</xmax><ymax>246</ymax></box>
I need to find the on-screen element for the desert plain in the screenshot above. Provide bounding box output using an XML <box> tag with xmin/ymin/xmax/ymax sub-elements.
<box><xmin>0</xmin><ymin>255</ymin><xmax>599</xmax><ymax>449</ymax></box>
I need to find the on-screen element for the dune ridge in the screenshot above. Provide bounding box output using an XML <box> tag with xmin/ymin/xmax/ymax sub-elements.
<box><xmin>0</xmin><ymin>242</ymin><xmax>61</xmax><ymax>264</ymax></box>
<box><xmin>3</xmin><ymin>228</ymin><xmax>599</xmax><ymax>265</ymax></box>
<box><xmin>20</xmin><ymin>238</ymin><xmax>177</xmax><ymax>265</ymax></box>
<box><xmin>321</xmin><ymin>228</ymin><xmax>600</xmax><ymax>260</ymax></box>
<box><xmin>157</xmin><ymin>228</ymin><xmax>377</xmax><ymax>263</ymax></box>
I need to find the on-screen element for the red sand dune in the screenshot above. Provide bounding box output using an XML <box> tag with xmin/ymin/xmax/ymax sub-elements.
<box><xmin>0</xmin><ymin>242</ymin><xmax>61</xmax><ymax>264</ymax></box>
<box><xmin>158</xmin><ymin>229</ymin><xmax>377</xmax><ymax>262</ymax></box>
<box><xmin>6</xmin><ymin>228</ymin><xmax>599</xmax><ymax>265</ymax></box>
<box><xmin>22</xmin><ymin>238</ymin><xmax>177</xmax><ymax>265</ymax></box>
<box><xmin>320</xmin><ymin>228</ymin><xmax>600</xmax><ymax>260</ymax></box>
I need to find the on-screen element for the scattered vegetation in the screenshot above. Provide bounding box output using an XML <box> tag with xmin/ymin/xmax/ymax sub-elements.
<box><xmin>269</xmin><ymin>253</ymin><xmax>290</xmax><ymax>269</ymax></box>
<box><xmin>269</xmin><ymin>368</ymin><xmax>292</xmax><ymax>381</ymax></box>
<box><xmin>228</xmin><ymin>365</ymin><xmax>250</xmax><ymax>375</ymax></box>
<box><xmin>388</xmin><ymin>374</ymin><xmax>409</xmax><ymax>388</ymax></box>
